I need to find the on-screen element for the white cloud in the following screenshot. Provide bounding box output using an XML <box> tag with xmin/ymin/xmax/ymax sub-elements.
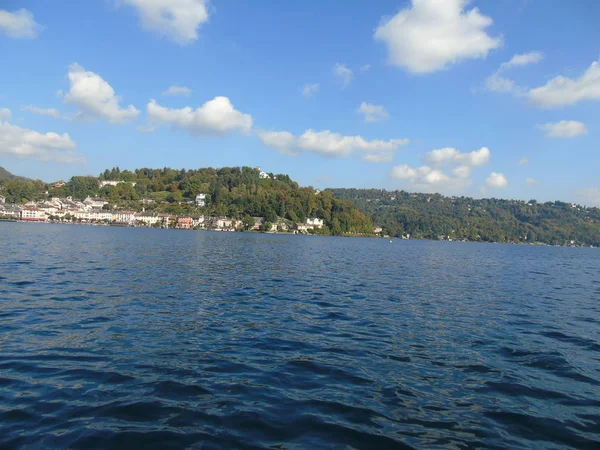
<box><xmin>572</xmin><ymin>188</ymin><xmax>600</xmax><ymax>208</ymax></box>
<box><xmin>0</xmin><ymin>108</ymin><xmax>11</xmax><ymax>121</ymax></box>
<box><xmin>22</xmin><ymin>105</ymin><xmax>61</xmax><ymax>118</ymax></box>
<box><xmin>537</xmin><ymin>120</ymin><xmax>588</xmax><ymax>138</ymax></box>
<box><xmin>425</xmin><ymin>146</ymin><xmax>490</xmax><ymax>167</ymax></box>
<box><xmin>0</xmin><ymin>8</ymin><xmax>42</xmax><ymax>39</ymax></box>
<box><xmin>64</xmin><ymin>63</ymin><xmax>140</xmax><ymax>124</ymax></box>
<box><xmin>121</xmin><ymin>0</ymin><xmax>210</xmax><ymax>45</ymax></box>
<box><xmin>147</xmin><ymin>97</ymin><xmax>252</xmax><ymax>136</ymax></box>
<box><xmin>0</xmin><ymin>120</ymin><xmax>82</xmax><ymax>163</ymax></box>
<box><xmin>528</xmin><ymin>60</ymin><xmax>600</xmax><ymax>108</ymax></box>
<box><xmin>518</xmin><ymin>157</ymin><xmax>529</xmax><ymax>165</ymax></box>
<box><xmin>360</xmin><ymin>64</ymin><xmax>371</xmax><ymax>72</ymax></box>
<box><xmin>390</xmin><ymin>164</ymin><xmax>431</xmax><ymax>180</ymax></box>
<box><xmin>374</xmin><ymin>0</ymin><xmax>501</xmax><ymax>74</ymax></box>
<box><xmin>257</xmin><ymin>130</ymin><xmax>296</xmax><ymax>155</ymax></box>
<box><xmin>258</xmin><ymin>129</ymin><xmax>408</xmax><ymax>162</ymax></box>
<box><xmin>163</xmin><ymin>85</ymin><xmax>192</xmax><ymax>96</ymax></box>
<box><xmin>525</xmin><ymin>177</ymin><xmax>537</xmax><ymax>185</ymax></box>
<box><xmin>137</xmin><ymin>124</ymin><xmax>157</xmax><ymax>133</ymax></box>
<box><xmin>484</xmin><ymin>51</ymin><xmax>543</xmax><ymax>93</ymax></box>
<box><xmin>301</xmin><ymin>83</ymin><xmax>319</xmax><ymax>97</ymax></box>
<box><xmin>357</xmin><ymin>102</ymin><xmax>389</xmax><ymax>123</ymax></box>
<box><xmin>484</xmin><ymin>73</ymin><xmax>516</xmax><ymax>93</ymax></box>
<box><xmin>363</xmin><ymin>153</ymin><xmax>394</xmax><ymax>163</ymax></box>
<box><xmin>485</xmin><ymin>172</ymin><xmax>508</xmax><ymax>188</ymax></box>
<box><xmin>390</xmin><ymin>163</ymin><xmax>469</xmax><ymax>190</ymax></box>
<box><xmin>333</xmin><ymin>63</ymin><xmax>353</xmax><ymax>88</ymax></box>
<box><xmin>391</xmin><ymin>145</ymin><xmax>491</xmax><ymax>191</ymax></box>
<box><xmin>452</xmin><ymin>165</ymin><xmax>471</xmax><ymax>178</ymax></box>
<box><xmin>500</xmin><ymin>51</ymin><xmax>543</xmax><ymax>70</ymax></box>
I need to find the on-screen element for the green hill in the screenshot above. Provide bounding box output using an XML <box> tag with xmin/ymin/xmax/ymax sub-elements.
<box><xmin>2</xmin><ymin>166</ymin><xmax>374</xmax><ymax>235</ymax></box>
<box><xmin>328</xmin><ymin>188</ymin><xmax>600</xmax><ymax>246</ymax></box>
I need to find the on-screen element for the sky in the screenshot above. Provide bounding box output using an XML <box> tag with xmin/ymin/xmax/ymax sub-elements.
<box><xmin>1</xmin><ymin>0</ymin><xmax>599</xmax><ymax>205</ymax></box>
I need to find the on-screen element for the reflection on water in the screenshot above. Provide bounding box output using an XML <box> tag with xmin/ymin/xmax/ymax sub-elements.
<box><xmin>1</xmin><ymin>223</ymin><xmax>599</xmax><ymax>449</ymax></box>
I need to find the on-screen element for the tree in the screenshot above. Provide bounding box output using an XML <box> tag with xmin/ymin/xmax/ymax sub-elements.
<box><xmin>243</xmin><ymin>214</ymin><xmax>255</xmax><ymax>230</ymax></box>
<box><xmin>70</xmin><ymin>176</ymin><xmax>99</xmax><ymax>200</ymax></box>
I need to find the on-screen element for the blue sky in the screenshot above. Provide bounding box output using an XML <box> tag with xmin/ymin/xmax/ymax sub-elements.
<box><xmin>1</xmin><ymin>0</ymin><xmax>599</xmax><ymax>205</ymax></box>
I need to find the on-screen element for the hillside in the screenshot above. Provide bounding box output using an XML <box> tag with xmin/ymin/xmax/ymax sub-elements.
<box><xmin>0</xmin><ymin>167</ymin><xmax>374</xmax><ymax>235</ymax></box>
<box><xmin>328</xmin><ymin>188</ymin><xmax>600</xmax><ymax>246</ymax></box>
<box><xmin>0</xmin><ymin>166</ymin><xmax>18</xmax><ymax>180</ymax></box>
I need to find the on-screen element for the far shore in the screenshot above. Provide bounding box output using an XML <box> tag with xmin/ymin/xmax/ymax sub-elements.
<box><xmin>2</xmin><ymin>219</ymin><xmax>595</xmax><ymax>248</ymax></box>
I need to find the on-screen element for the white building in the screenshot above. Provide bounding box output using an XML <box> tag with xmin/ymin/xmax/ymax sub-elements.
<box><xmin>0</xmin><ymin>195</ymin><xmax>5</xmax><ymax>204</ymax></box>
<box><xmin>306</xmin><ymin>218</ymin><xmax>324</xmax><ymax>228</ymax></box>
<box><xmin>114</xmin><ymin>211</ymin><xmax>136</xmax><ymax>223</ymax></box>
<box><xmin>99</xmin><ymin>180</ymin><xmax>137</xmax><ymax>188</ymax></box>
<box><xmin>195</xmin><ymin>193</ymin><xmax>207</xmax><ymax>207</ymax></box>
<box><xmin>20</xmin><ymin>208</ymin><xmax>46</xmax><ymax>221</ymax></box>
<box><xmin>84</xmin><ymin>196</ymin><xmax>108</xmax><ymax>209</ymax></box>
<box><xmin>136</xmin><ymin>212</ymin><xmax>161</xmax><ymax>226</ymax></box>
<box><xmin>256</xmin><ymin>167</ymin><xmax>271</xmax><ymax>179</ymax></box>
<box><xmin>191</xmin><ymin>215</ymin><xmax>205</xmax><ymax>228</ymax></box>
<box><xmin>0</xmin><ymin>206</ymin><xmax>20</xmax><ymax>217</ymax></box>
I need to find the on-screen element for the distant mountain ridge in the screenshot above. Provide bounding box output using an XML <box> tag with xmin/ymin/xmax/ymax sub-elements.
<box><xmin>0</xmin><ymin>166</ymin><xmax>19</xmax><ymax>180</ymax></box>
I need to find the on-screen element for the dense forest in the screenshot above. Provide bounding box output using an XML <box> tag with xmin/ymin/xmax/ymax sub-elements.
<box><xmin>329</xmin><ymin>188</ymin><xmax>600</xmax><ymax>246</ymax></box>
<box><xmin>0</xmin><ymin>167</ymin><xmax>373</xmax><ymax>235</ymax></box>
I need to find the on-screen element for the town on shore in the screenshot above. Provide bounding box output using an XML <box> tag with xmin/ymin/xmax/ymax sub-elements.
<box><xmin>1</xmin><ymin>165</ymin><xmax>597</xmax><ymax>246</ymax></box>
<box><xmin>0</xmin><ymin>190</ymin><xmax>386</xmax><ymax>236</ymax></box>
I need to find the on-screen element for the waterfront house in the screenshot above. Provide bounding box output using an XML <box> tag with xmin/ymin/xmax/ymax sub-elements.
<box><xmin>0</xmin><ymin>195</ymin><xmax>5</xmax><ymax>204</ymax></box>
<box><xmin>251</xmin><ymin>217</ymin><xmax>264</xmax><ymax>231</ymax></box>
<box><xmin>136</xmin><ymin>212</ymin><xmax>161</xmax><ymax>226</ymax></box>
<box><xmin>176</xmin><ymin>216</ymin><xmax>193</xmax><ymax>230</ymax></box>
<box><xmin>373</xmin><ymin>226</ymin><xmax>383</xmax><ymax>234</ymax></box>
<box><xmin>213</xmin><ymin>217</ymin><xmax>236</xmax><ymax>231</ymax></box>
<box><xmin>20</xmin><ymin>208</ymin><xmax>46</xmax><ymax>222</ymax></box>
<box><xmin>295</xmin><ymin>223</ymin><xmax>311</xmax><ymax>233</ymax></box>
<box><xmin>0</xmin><ymin>206</ymin><xmax>20</xmax><ymax>218</ymax></box>
<box><xmin>158</xmin><ymin>214</ymin><xmax>175</xmax><ymax>228</ymax></box>
<box><xmin>115</xmin><ymin>211</ymin><xmax>136</xmax><ymax>224</ymax></box>
<box><xmin>276</xmin><ymin>220</ymin><xmax>289</xmax><ymax>231</ymax></box>
<box><xmin>191</xmin><ymin>215</ymin><xmax>205</xmax><ymax>228</ymax></box>
<box><xmin>306</xmin><ymin>218</ymin><xmax>324</xmax><ymax>229</ymax></box>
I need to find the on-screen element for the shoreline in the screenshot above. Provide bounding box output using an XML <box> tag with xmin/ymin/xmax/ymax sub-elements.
<box><xmin>2</xmin><ymin>220</ymin><xmax>595</xmax><ymax>248</ymax></box>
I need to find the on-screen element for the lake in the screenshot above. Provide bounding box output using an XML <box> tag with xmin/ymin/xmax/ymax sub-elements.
<box><xmin>1</xmin><ymin>223</ymin><xmax>599</xmax><ymax>449</ymax></box>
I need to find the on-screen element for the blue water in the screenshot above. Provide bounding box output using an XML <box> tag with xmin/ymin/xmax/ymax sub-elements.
<box><xmin>1</xmin><ymin>223</ymin><xmax>599</xmax><ymax>449</ymax></box>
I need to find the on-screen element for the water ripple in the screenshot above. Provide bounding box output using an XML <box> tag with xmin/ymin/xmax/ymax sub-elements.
<box><xmin>1</xmin><ymin>223</ymin><xmax>599</xmax><ymax>449</ymax></box>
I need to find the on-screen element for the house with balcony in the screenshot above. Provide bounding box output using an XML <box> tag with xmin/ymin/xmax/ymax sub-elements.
<box><xmin>114</xmin><ymin>211</ymin><xmax>136</xmax><ymax>224</ymax></box>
